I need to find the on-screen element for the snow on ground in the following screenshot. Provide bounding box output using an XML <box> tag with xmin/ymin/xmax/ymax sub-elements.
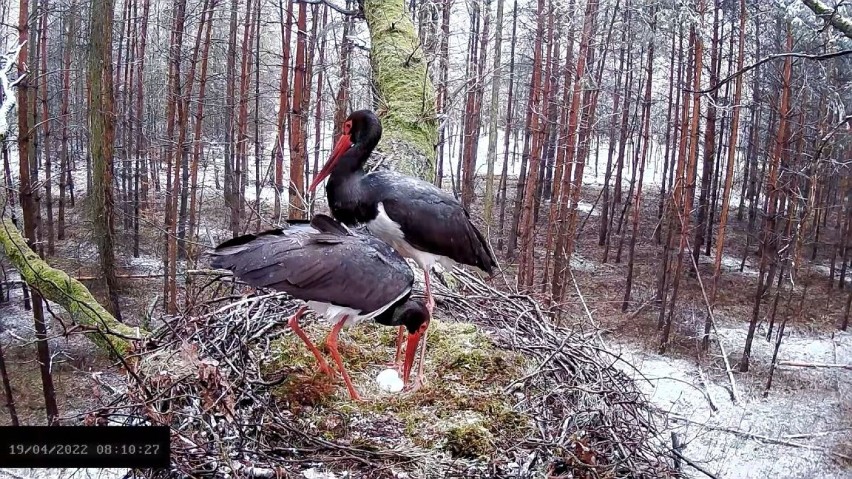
<box><xmin>697</xmin><ymin>251</ymin><xmax>761</xmax><ymax>278</ymax></box>
<box><xmin>0</xmin><ymin>469</ymin><xmax>128</xmax><ymax>479</ymax></box>
<box><xmin>609</xmin><ymin>325</ymin><xmax>852</xmax><ymax>479</ymax></box>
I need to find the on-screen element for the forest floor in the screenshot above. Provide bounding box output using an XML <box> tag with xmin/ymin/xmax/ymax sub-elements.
<box><xmin>1</xmin><ymin>160</ymin><xmax>851</xmax><ymax>478</ymax></box>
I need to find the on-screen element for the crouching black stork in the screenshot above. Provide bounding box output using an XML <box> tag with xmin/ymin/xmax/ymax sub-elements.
<box><xmin>209</xmin><ymin>214</ymin><xmax>430</xmax><ymax>400</ymax></box>
<box><xmin>308</xmin><ymin>109</ymin><xmax>498</xmax><ymax>376</ymax></box>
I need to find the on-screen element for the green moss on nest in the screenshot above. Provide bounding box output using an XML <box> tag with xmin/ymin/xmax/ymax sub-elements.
<box><xmin>445</xmin><ymin>421</ymin><xmax>494</xmax><ymax>458</ymax></box>
<box><xmin>266</xmin><ymin>317</ymin><xmax>533</xmax><ymax>459</ymax></box>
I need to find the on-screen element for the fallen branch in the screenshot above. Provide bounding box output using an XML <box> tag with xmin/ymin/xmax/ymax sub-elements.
<box><xmin>0</xmin><ymin>218</ymin><xmax>146</xmax><ymax>356</ymax></box>
<box><xmin>686</xmin><ymin>238</ymin><xmax>740</xmax><ymax>404</ymax></box>
<box><xmin>778</xmin><ymin>360</ymin><xmax>852</xmax><ymax>370</ymax></box>
<box><xmin>667</xmin><ymin>412</ymin><xmax>852</xmax><ymax>461</ymax></box>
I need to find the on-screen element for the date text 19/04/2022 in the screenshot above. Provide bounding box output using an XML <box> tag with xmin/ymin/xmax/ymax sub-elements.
<box><xmin>0</xmin><ymin>426</ymin><xmax>170</xmax><ymax>468</ymax></box>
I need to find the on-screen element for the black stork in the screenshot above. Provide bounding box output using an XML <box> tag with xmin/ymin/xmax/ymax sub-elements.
<box><xmin>209</xmin><ymin>214</ymin><xmax>430</xmax><ymax>400</ymax></box>
<box><xmin>308</xmin><ymin>109</ymin><xmax>498</xmax><ymax>377</ymax></box>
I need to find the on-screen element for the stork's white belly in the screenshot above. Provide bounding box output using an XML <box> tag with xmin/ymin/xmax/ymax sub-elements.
<box><xmin>367</xmin><ymin>202</ymin><xmax>454</xmax><ymax>273</ymax></box>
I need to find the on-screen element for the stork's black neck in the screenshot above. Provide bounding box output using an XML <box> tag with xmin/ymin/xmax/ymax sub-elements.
<box><xmin>329</xmin><ymin>119</ymin><xmax>381</xmax><ymax>182</ymax></box>
<box><xmin>326</xmin><ymin>135</ymin><xmax>381</xmax><ymax>225</ymax></box>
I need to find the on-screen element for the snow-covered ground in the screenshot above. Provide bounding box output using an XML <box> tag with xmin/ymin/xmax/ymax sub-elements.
<box><xmin>610</xmin><ymin>326</ymin><xmax>851</xmax><ymax>478</ymax></box>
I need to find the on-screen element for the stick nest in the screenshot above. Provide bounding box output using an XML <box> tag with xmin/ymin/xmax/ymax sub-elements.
<box><xmin>88</xmin><ymin>270</ymin><xmax>674</xmax><ymax>478</ymax></box>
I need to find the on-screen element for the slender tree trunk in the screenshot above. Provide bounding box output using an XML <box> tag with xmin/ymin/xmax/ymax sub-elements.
<box><xmin>705</xmin><ymin>0</ymin><xmax>746</xmax><ymax>350</ymax></box>
<box><xmin>58</xmin><ymin>1</ymin><xmax>76</xmax><ymax>241</ymax></box>
<box><xmin>600</xmin><ymin>26</ymin><xmax>626</xmax><ymax>248</ymax></box>
<box><xmin>176</xmin><ymin>0</ymin><xmax>209</xmax><ymax>258</ymax></box>
<box><xmin>435</xmin><ymin>0</ymin><xmax>451</xmax><ymax>187</ymax></box>
<box><xmin>134</xmin><ymin>0</ymin><xmax>150</xmax><ymax>257</ymax></box>
<box><xmin>18</xmin><ymin>0</ymin><xmax>58</xmax><ymax>424</ymax></box>
<box><xmin>693</xmin><ymin>0</ymin><xmax>721</xmax><ymax>267</ymax></box>
<box><xmin>310</xmin><ymin>5</ymin><xmax>329</xmax><ymax>216</ymax></box>
<box><xmin>622</xmin><ymin>9</ymin><xmax>655</xmax><ymax>311</ymax></box>
<box><xmin>38</xmin><ymin>2</ymin><xmax>53</xmax><ymax>256</ymax></box>
<box><xmin>516</xmin><ymin>0</ymin><xmax>550</xmax><ymax>287</ymax></box>
<box><xmin>164</xmin><ymin>0</ymin><xmax>188</xmax><ymax>314</ymax></box>
<box><xmin>740</xmin><ymin>25</ymin><xmax>793</xmax><ymax>372</ymax></box>
<box><xmin>483</xmin><ymin>0</ymin><xmax>505</xmax><ymax>226</ymax></box>
<box><xmin>288</xmin><ymin>1</ymin><xmax>308</xmax><ymax>220</ymax></box>
<box><xmin>274</xmin><ymin>0</ymin><xmax>294</xmax><ymax>220</ymax></box>
<box><xmin>656</xmin><ymin>25</ymin><xmax>680</xmax><ymax>244</ymax></box>
<box><xmin>661</xmin><ymin>8</ymin><xmax>704</xmax><ymax>353</ymax></box>
<box><xmin>187</xmin><ymin>0</ymin><xmax>215</xmax><ymax>262</ymax></box>
<box><xmin>497</xmin><ymin>0</ymin><xmax>518</xmax><ymax>247</ymax></box>
<box><xmin>550</xmin><ymin>0</ymin><xmax>600</xmax><ymax>300</ymax></box>
<box><xmin>224</xmin><ymin>0</ymin><xmax>239</xmax><ymax>236</ymax></box>
<box><xmin>0</xmin><ymin>340</ymin><xmax>17</xmax><ymax>425</ymax></box>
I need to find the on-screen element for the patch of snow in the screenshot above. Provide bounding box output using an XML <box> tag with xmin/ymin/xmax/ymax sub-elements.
<box><xmin>302</xmin><ymin>467</ymin><xmax>343</xmax><ymax>479</ymax></box>
<box><xmin>608</xmin><ymin>326</ymin><xmax>851</xmax><ymax>479</ymax></box>
<box><xmin>0</xmin><ymin>469</ymin><xmax>128</xmax><ymax>479</ymax></box>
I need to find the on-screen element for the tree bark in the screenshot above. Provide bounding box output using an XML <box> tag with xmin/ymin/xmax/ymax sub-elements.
<box><xmin>289</xmin><ymin>0</ymin><xmax>308</xmax><ymax>219</ymax></box>
<box><xmin>705</xmin><ymin>0</ymin><xmax>746</xmax><ymax>350</ymax></box>
<box><xmin>274</xmin><ymin>0</ymin><xmax>293</xmax><ymax>221</ymax></box>
<box><xmin>363</xmin><ymin>0</ymin><xmax>438</xmax><ymax>179</ymax></box>
<box><xmin>740</xmin><ymin>24</ymin><xmax>793</xmax><ymax>372</ymax></box>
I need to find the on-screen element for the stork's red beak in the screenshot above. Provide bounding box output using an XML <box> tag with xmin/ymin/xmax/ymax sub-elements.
<box><xmin>309</xmin><ymin>134</ymin><xmax>351</xmax><ymax>192</ymax></box>
<box><xmin>402</xmin><ymin>320</ymin><xmax>429</xmax><ymax>385</ymax></box>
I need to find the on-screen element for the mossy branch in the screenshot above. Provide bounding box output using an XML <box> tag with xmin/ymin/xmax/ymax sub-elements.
<box><xmin>364</xmin><ymin>0</ymin><xmax>438</xmax><ymax>180</ymax></box>
<box><xmin>0</xmin><ymin>218</ymin><xmax>145</xmax><ymax>357</ymax></box>
<box><xmin>801</xmin><ymin>0</ymin><xmax>852</xmax><ymax>40</ymax></box>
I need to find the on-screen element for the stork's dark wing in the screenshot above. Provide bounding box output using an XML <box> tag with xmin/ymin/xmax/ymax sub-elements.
<box><xmin>367</xmin><ymin>171</ymin><xmax>497</xmax><ymax>274</ymax></box>
<box><xmin>209</xmin><ymin>226</ymin><xmax>414</xmax><ymax>313</ymax></box>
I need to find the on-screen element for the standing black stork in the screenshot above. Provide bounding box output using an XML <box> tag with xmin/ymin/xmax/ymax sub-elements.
<box><xmin>209</xmin><ymin>214</ymin><xmax>429</xmax><ymax>400</ymax></box>
<box><xmin>308</xmin><ymin>109</ymin><xmax>498</xmax><ymax>379</ymax></box>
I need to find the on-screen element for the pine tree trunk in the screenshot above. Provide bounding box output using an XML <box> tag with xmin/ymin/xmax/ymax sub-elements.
<box><xmin>58</xmin><ymin>1</ymin><xmax>76</xmax><ymax>241</ymax></box>
<box><xmin>289</xmin><ymin>1</ymin><xmax>308</xmax><ymax>220</ymax></box>
<box><xmin>483</xmin><ymin>0</ymin><xmax>505</xmax><ymax>226</ymax></box>
<box><xmin>692</xmin><ymin>0</ymin><xmax>721</xmax><ymax>267</ymax></box>
<box><xmin>550</xmin><ymin>0</ymin><xmax>600</xmax><ymax>300</ymax></box>
<box><xmin>740</xmin><ymin>24</ymin><xmax>793</xmax><ymax>372</ymax></box>
<box><xmin>187</xmin><ymin>0</ymin><xmax>215</xmax><ymax>262</ymax></box>
<box><xmin>623</xmin><ymin>14</ymin><xmax>655</xmax><ymax>311</ymax></box>
<box><xmin>274</xmin><ymin>0</ymin><xmax>293</xmax><ymax>220</ymax></box>
<box><xmin>310</xmin><ymin>6</ymin><xmax>329</xmax><ymax>217</ymax></box>
<box><xmin>17</xmin><ymin>0</ymin><xmax>59</xmax><ymax>424</ymax></box>
<box><xmin>497</xmin><ymin>0</ymin><xmax>518</xmax><ymax>247</ymax></box>
<box><xmin>224</xmin><ymin>0</ymin><xmax>239</xmax><ymax>236</ymax></box>
<box><xmin>705</xmin><ymin>0</ymin><xmax>746</xmax><ymax>350</ymax></box>
<box><xmin>164</xmin><ymin>0</ymin><xmax>187</xmax><ymax>314</ymax></box>
<box><xmin>38</xmin><ymin>3</ymin><xmax>53</xmax><ymax>256</ymax></box>
<box><xmin>515</xmin><ymin>0</ymin><xmax>548</xmax><ymax>287</ymax></box>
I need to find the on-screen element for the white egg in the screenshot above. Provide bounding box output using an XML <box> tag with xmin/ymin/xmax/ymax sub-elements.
<box><xmin>376</xmin><ymin>368</ymin><xmax>404</xmax><ymax>393</ymax></box>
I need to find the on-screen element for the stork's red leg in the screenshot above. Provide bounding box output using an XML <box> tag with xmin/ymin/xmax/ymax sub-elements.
<box><xmin>385</xmin><ymin>326</ymin><xmax>405</xmax><ymax>370</ymax></box>
<box><xmin>423</xmin><ymin>270</ymin><xmax>436</xmax><ymax>314</ymax></box>
<box><xmin>327</xmin><ymin>316</ymin><xmax>362</xmax><ymax>401</ymax></box>
<box><xmin>287</xmin><ymin>306</ymin><xmax>332</xmax><ymax>376</ymax></box>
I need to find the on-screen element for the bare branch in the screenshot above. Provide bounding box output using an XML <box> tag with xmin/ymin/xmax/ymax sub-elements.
<box><xmin>296</xmin><ymin>0</ymin><xmax>361</xmax><ymax>16</ymax></box>
<box><xmin>690</xmin><ymin>49</ymin><xmax>852</xmax><ymax>95</ymax></box>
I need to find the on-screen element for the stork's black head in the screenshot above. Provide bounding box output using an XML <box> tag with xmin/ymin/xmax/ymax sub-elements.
<box><xmin>393</xmin><ymin>298</ymin><xmax>430</xmax><ymax>334</ymax></box>
<box><xmin>309</xmin><ymin>110</ymin><xmax>383</xmax><ymax>192</ymax></box>
<box><xmin>393</xmin><ymin>298</ymin><xmax>430</xmax><ymax>387</ymax></box>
